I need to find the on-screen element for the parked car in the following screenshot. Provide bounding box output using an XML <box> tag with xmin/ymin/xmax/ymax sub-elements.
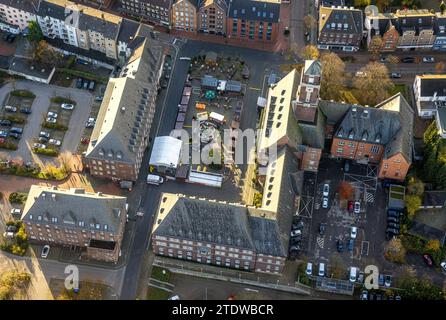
<box><xmin>336</xmin><ymin>239</ymin><xmax>344</xmax><ymax>252</ymax></box>
<box><xmin>20</xmin><ymin>107</ymin><xmax>32</xmax><ymax>114</ymax></box>
<box><xmin>9</xmin><ymin>132</ymin><xmax>20</xmax><ymax>139</ymax></box>
<box><xmin>401</xmin><ymin>57</ymin><xmax>415</xmax><ymax>63</ymax></box>
<box><xmin>348</xmin><ymin>239</ymin><xmax>354</xmax><ymax>251</ymax></box>
<box><xmin>33</xmin><ymin>143</ymin><xmax>46</xmax><ymax>149</ymax></box>
<box><xmin>386</xmin><ymin>227</ymin><xmax>400</xmax><ymax>236</ymax></box>
<box><xmin>41</xmin><ymin>245</ymin><xmax>50</xmax><ymax>258</ymax></box>
<box><xmin>46</xmin><ymin>117</ymin><xmax>57</xmax><ymax>124</ymax></box>
<box><xmin>61</xmin><ymin>103</ymin><xmax>74</xmax><ymax>110</ymax></box>
<box><xmin>318</xmin><ymin>263</ymin><xmax>325</xmax><ymax>277</ymax></box>
<box><xmin>0</xmin><ymin>130</ymin><xmax>8</xmax><ymax>138</ymax></box>
<box><xmin>95</xmin><ymin>96</ymin><xmax>103</xmax><ymax>102</ymax></box>
<box><xmin>355</xmin><ymin>71</ymin><xmax>366</xmax><ymax>77</ymax></box>
<box><xmin>81</xmin><ymin>137</ymin><xmax>90</xmax><ymax>144</ymax></box>
<box><xmin>351</xmin><ymin>226</ymin><xmax>357</xmax><ymax>239</ymax></box>
<box><xmin>319</xmin><ymin>223</ymin><xmax>326</xmax><ymax>235</ymax></box>
<box><xmin>369</xmin><ymin>292</ymin><xmax>375</xmax><ymax>300</ymax></box>
<box><xmin>6</xmin><ymin>34</ymin><xmax>16</xmax><ymax>43</ymax></box>
<box><xmin>6</xmin><ymin>225</ymin><xmax>17</xmax><ymax>233</ymax></box>
<box><xmin>358</xmin><ymin>271</ymin><xmax>365</xmax><ymax>283</ymax></box>
<box><xmin>83</xmin><ymin>81</ymin><xmax>89</xmax><ymax>90</ymax></box>
<box><xmin>88</xmin><ymin>81</ymin><xmax>95</xmax><ymax>91</ymax></box>
<box><xmin>387</xmin><ymin>216</ymin><xmax>400</xmax><ymax>223</ymax></box>
<box><xmin>387</xmin><ymin>222</ymin><xmax>400</xmax><ymax>229</ymax></box>
<box><xmin>423</xmin><ymin>56</ymin><xmax>435</xmax><ymax>63</ymax></box>
<box><xmin>49</xmin><ymin>139</ymin><xmax>61</xmax><ymax>146</ymax></box>
<box><xmin>0</xmin><ymin>119</ymin><xmax>12</xmax><ymax>126</ymax></box>
<box><xmin>423</xmin><ymin>254</ymin><xmax>433</xmax><ymax>267</ymax></box>
<box><xmin>47</xmin><ymin>111</ymin><xmax>58</xmax><ymax>118</ymax></box>
<box><xmin>376</xmin><ymin>293</ymin><xmax>383</xmax><ymax>300</ymax></box>
<box><xmin>349</xmin><ymin>267</ymin><xmax>358</xmax><ymax>282</ymax></box>
<box><xmin>5</xmin><ymin>105</ymin><xmax>17</xmax><ymax>112</ymax></box>
<box><xmin>306</xmin><ymin>262</ymin><xmax>313</xmax><ymax>276</ymax></box>
<box><xmin>387</xmin><ymin>209</ymin><xmax>403</xmax><ymax>218</ymax></box>
<box><xmin>322</xmin><ymin>197</ymin><xmax>329</xmax><ymax>209</ymax></box>
<box><xmin>378</xmin><ymin>273</ymin><xmax>385</xmax><ymax>286</ymax></box>
<box><xmin>323</xmin><ymin>183</ymin><xmax>330</xmax><ymax>197</ymax></box>
<box><xmin>10</xmin><ymin>127</ymin><xmax>23</xmax><ymax>134</ymax></box>
<box><xmin>354</xmin><ymin>201</ymin><xmax>361</xmax><ymax>214</ymax></box>
<box><xmin>290</xmin><ymin>229</ymin><xmax>302</xmax><ymax>238</ymax></box>
<box><xmin>385</xmin><ymin>275</ymin><xmax>392</xmax><ymax>287</ymax></box>
<box><xmin>292</xmin><ymin>220</ymin><xmax>304</xmax><ymax>230</ymax></box>
<box><xmin>440</xmin><ymin>261</ymin><xmax>446</xmax><ymax>272</ymax></box>
<box><xmin>390</xmin><ymin>72</ymin><xmax>402</xmax><ymax>79</ymax></box>
<box><xmin>0</xmin><ymin>137</ymin><xmax>4</xmax><ymax>143</ymax></box>
<box><xmin>10</xmin><ymin>208</ymin><xmax>21</xmax><ymax>215</ymax></box>
<box><xmin>76</xmin><ymin>78</ymin><xmax>83</xmax><ymax>89</ymax></box>
<box><xmin>38</xmin><ymin>136</ymin><xmax>48</xmax><ymax>143</ymax></box>
<box><xmin>380</xmin><ymin>56</ymin><xmax>387</xmax><ymax>63</ymax></box>
<box><xmin>348</xmin><ymin>200</ymin><xmax>354</xmax><ymax>213</ymax></box>
<box><xmin>39</xmin><ymin>131</ymin><xmax>50</xmax><ymax>138</ymax></box>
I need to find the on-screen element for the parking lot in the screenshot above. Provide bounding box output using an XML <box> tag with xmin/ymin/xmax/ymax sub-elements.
<box><xmin>0</xmin><ymin>81</ymin><xmax>93</xmax><ymax>164</ymax></box>
<box><xmin>298</xmin><ymin>158</ymin><xmax>389</xmax><ymax>280</ymax></box>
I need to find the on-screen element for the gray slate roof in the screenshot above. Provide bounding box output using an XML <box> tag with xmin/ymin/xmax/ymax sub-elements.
<box><xmin>319</xmin><ymin>6</ymin><xmax>363</xmax><ymax>36</ymax></box>
<box><xmin>37</xmin><ymin>0</ymin><xmax>67</xmax><ymax>20</ymax></box>
<box><xmin>117</xmin><ymin>18</ymin><xmax>140</xmax><ymax>44</ymax></box>
<box><xmin>9</xmin><ymin>56</ymin><xmax>54</xmax><ymax>80</ymax></box>
<box><xmin>409</xmin><ymin>221</ymin><xmax>446</xmax><ymax>245</ymax></box>
<box><xmin>318</xmin><ymin>100</ymin><xmax>351</xmax><ymax>125</ymax></box>
<box><xmin>0</xmin><ymin>0</ymin><xmax>39</xmax><ymax>12</ymax></box>
<box><xmin>21</xmin><ymin>185</ymin><xmax>127</xmax><ymax>233</ymax></box>
<box><xmin>86</xmin><ymin>37</ymin><xmax>163</xmax><ymax>164</ymax></box>
<box><xmin>78</xmin><ymin>11</ymin><xmax>120</xmax><ymax>39</ymax></box>
<box><xmin>227</xmin><ymin>0</ymin><xmax>280</xmax><ymax>23</ymax></box>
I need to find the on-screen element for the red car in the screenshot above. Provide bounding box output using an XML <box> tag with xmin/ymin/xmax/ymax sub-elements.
<box><xmin>423</xmin><ymin>254</ymin><xmax>433</xmax><ymax>267</ymax></box>
<box><xmin>80</xmin><ymin>137</ymin><xmax>90</xmax><ymax>145</ymax></box>
<box><xmin>348</xmin><ymin>201</ymin><xmax>354</xmax><ymax>212</ymax></box>
<box><xmin>0</xmin><ymin>137</ymin><xmax>5</xmax><ymax>144</ymax></box>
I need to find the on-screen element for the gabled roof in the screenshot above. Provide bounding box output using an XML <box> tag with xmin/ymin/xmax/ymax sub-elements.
<box><xmin>303</xmin><ymin>60</ymin><xmax>321</xmax><ymax>77</ymax></box>
<box><xmin>227</xmin><ymin>0</ymin><xmax>280</xmax><ymax>23</ymax></box>
<box><xmin>21</xmin><ymin>185</ymin><xmax>127</xmax><ymax>233</ymax></box>
<box><xmin>85</xmin><ymin>37</ymin><xmax>162</xmax><ymax>164</ymax></box>
<box><xmin>319</xmin><ymin>6</ymin><xmax>363</xmax><ymax>37</ymax></box>
<box><xmin>377</xmin><ymin>93</ymin><xmax>414</xmax><ymax>162</ymax></box>
<box><xmin>0</xmin><ymin>0</ymin><xmax>40</xmax><ymax>12</ymax></box>
<box><xmin>199</xmin><ymin>0</ymin><xmax>227</xmax><ymax>12</ymax></box>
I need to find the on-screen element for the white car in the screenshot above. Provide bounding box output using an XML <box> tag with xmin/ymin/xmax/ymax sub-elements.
<box><xmin>49</xmin><ymin>139</ymin><xmax>61</xmax><ymax>146</ymax></box>
<box><xmin>10</xmin><ymin>208</ymin><xmax>21</xmax><ymax>215</ymax></box>
<box><xmin>61</xmin><ymin>103</ymin><xmax>74</xmax><ymax>110</ymax></box>
<box><xmin>46</xmin><ymin>117</ymin><xmax>57</xmax><ymax>124</ymax></box>
<box><xmin>441</xmin><ymin>261</ymin><xmax>446</xmax><ymax>272</ymax></box>
<box><xmin>33</xmin><ymin>143</ymin><xmax>46</xmax><ymax>149</ymax></box>
<box><xmin>47</xmin><ymin>111</ymin><xmax>58</xmax><ymax>118</ymax></box>
<box><xmin>306</xmin><ymin>262</ymin><xmax>313</xmax><ymax>276</ymax></box>
<box><xmin>423</xmin><ymin>57</ymin><xmax>435</xmax><ymax>63</ymax></box>
<box><xmin>349</xmin><ymin>267</ymin><xmax>358</xmax><ymax>283</ymax></box>
<box><xmin>351</xmin><ymin>227</ymin><xmax>358</xmax><ymax>239</ymax></box>
<box><xmin>179</xmin><ymin>57</ymin><xmax>191</xmax><ymax>61</ymax></box>
<box><xmin>354</xmin><ymin>201</ymin><xmax>361</xmax><ymax>214</ymax></box>
<box><xmin>355</xmin><ymin>71</ymin><xmax>366</xmax><ymax>77</ymax></box>
<box><xmin>41</xmin><ymin>245</ymin><xmax>50</xmax><ymax>258</ymax></box>
<box><xmin>323</xmin><ymin>183</ymin><xmax>329</xmax><ymax>197</ymax></box>
<box><xmin>291</xmin><ymin>229</ymin><xmax>302</xmax><ymax>237</ymax></box>
<box><xmin>136</xmin><ymin>211</ymin><xmax>144</xmax><ymax>217</ymax></box>
<box><xmin>168</xmin><ymin>295</ymin><xmax>180</xmax><ymax>300</ymax></box>
<box><xmin>322</xmin><ymin>197</ymin><xmax>329</xmax><ymax>209</ymax></box>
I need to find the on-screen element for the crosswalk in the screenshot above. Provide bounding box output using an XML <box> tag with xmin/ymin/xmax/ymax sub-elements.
<box><xmin>316</xmin><ymin>237</ymin><xmax>325</xmax><ymax>249</ymax></box>
<box><xmin>365</xmin><ymin>192</ymin><xmax>374</xmax><ymax>203</ymax></box>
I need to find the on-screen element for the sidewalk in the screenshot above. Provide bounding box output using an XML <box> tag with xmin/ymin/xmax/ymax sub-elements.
<box><xmin>152</xmin><ymin>256</ymin><xmax>311</xmax><ymax>296</ymax></box>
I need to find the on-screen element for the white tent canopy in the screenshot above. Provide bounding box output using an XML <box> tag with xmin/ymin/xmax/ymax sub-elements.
<box><xmin>149</xmin><ymin>136</ymin><xmax>182</xmax><ymax>169</ymax></box>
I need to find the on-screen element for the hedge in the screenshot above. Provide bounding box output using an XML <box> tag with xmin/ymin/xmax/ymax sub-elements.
<box><xmin>0</xmin><ymin>142</ymin><xmax>18</xmax><ymax>150</ymax></box>
<box><xmin>58</xmin><ymin>68</ymin><xmax>108</xmax><ymax>84</ymax></box>
<box><xmin>33</xmin><ymin>147</ymin><xmax>59</xmax><ymax>157</ymax></box>
<box><xmin>51</xmin><ymin>97</ymin><xmax>76</xmax><ymax>105</ymax></box>
<box><xmin>1</xmin><ymin>115</ymin><xmax>25</xmax><ymax>124</ymax></box>
<box><xmin>10</xmin><ymin>90</ymin><xmax>35</xmax><ymax>99</ymax></box>
<box><xmin>42</xmin><ymin>122</ymin><xmax>68</xmax><ymax>131</ymax></box>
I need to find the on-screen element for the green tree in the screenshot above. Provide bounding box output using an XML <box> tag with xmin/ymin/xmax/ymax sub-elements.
<box><xmin>27</xmin><ymin>21</ymin><xmax>43</xmax><ymax>43</ymax></box>
<box><xmin>406</xmin><ymin>176</ymin><xmax>424</xmax><ymax>196</ymax></box>
<box><xmin>405</xmin><ymin>194</ymin><xmax>421</xmax><ymax>218</ymax></box>
<box><xmin>441</xmin><ymin>1</ymin><xmax>446</xmax><ymax>15</ymax></box>
<box><xmin>384</xmin><ymin>238</ymin><xmax>406</xmax><ymax>264</ymax></box>
<box><xmin>399</xmin><ymin>277</ymin><xmax>444</xmax><ymax>300</ymax></box>
<box><xmin>32</xmin><ymin>40</ymin><xmax>63</xmax><ymax>66</ymax></box>
<box><xmin>369</xmin><ymin>35</ymin><xmax>382</xmax><ymax>56</ymax></box>
<box><xmin>353</xmin><ymin>62</ymin><xmax>392</xmax><ymax>106</ymax></box>
<box><xmin>354</xmin><ymin>0</ymin><xmax>371</xmax><ymax>7</ymax></box>
<box><xmin>303</xmin><ymin>15</ymin><xmax>317</xmax><ymax>32</ymax></box>
<box><xmin>320</xmin><ymin>52</ymin><xmax>346</xmax><ymax>101</ymax></box>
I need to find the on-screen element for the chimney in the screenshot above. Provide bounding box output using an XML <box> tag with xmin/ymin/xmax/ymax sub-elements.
<box><xmin>52</xmin><ymin>194</ymin><xmax>56</xmax><ymax>201</ymax></box>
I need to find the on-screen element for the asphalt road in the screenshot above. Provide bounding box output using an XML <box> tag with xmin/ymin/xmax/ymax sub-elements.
<box><xmin>119</xmin><ymin>38</ymin><xmax>287</xmax><ymax>300</ymax></box>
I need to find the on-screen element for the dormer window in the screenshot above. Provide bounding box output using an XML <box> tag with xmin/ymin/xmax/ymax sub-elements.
<box><xmin>95</xmin><ymin>224</ymin><xmax>100</xmax><ymax>230</ymax></box>
<box><xmin>361</xmin><ymin>131</ymin><xmax>368</xmax><ymax>141</ymax></box>
<box><xmin>348</xmin><ymin>129</ymin><xmax>355</xmax><ymax>139</ymax></box>
<box><xmin>79</xmin><ymin>221</ymin><xmax>85</xmax><ymax>227</ymax></box>
<box><xmin>338</xmin><ymin>128</ymin><xmax>344</xmax><ymax>138</ymax></box>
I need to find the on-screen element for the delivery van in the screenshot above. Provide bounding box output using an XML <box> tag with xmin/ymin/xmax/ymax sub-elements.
<box><xmin>147</xmin><ymin>174</ymin><xmax>164</xmax><ymax>185</ymax></box>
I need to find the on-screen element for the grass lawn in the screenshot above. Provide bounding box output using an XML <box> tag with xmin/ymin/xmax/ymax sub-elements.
<box><xmin>146</xmin><ymin>286</ymin><xmax>170</xmax><ymax>300</ymax></box>
<box><xmin>150</xmin><ymin>266</ymin><xmax>172</xmax><ymax>283</ymax></box>
<box><xmin>389</xmin><ymin>84</ymin><xmax>410</xmax><ymax>101</ymax></box>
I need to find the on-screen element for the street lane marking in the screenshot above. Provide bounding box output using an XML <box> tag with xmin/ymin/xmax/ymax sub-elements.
<box><xmin>249</xmin><ymin>87</ymin><xmax>261</xmax><ymax>91</ymax></box>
